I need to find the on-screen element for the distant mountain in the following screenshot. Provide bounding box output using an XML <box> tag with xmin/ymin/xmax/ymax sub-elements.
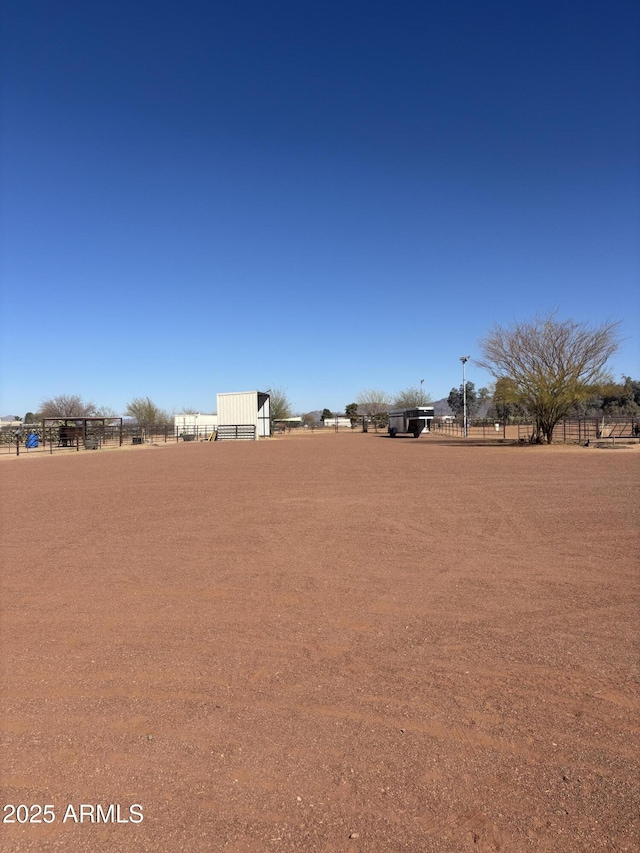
<box><xmin>432</xmin><ymin>398</ymin><xmax>454</xmax><ymax>417</ymax></box>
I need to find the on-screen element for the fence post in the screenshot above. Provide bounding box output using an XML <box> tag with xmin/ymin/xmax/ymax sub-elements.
<box><xmin>16</xmin><ymin>435</ymin><xmax>19</xmax><ymax>456</ymax></box>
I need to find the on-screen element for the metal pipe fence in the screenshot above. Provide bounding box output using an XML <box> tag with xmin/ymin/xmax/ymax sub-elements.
<box><xmin>0</xmin><ymin>424</ymin><xmax>181</xmax><ymax>456</ymax></box>
<box><xmin>175</xmin><ymin>424</ymin><xmax>216</xmax><ymax>441</ymax></box>
<box><xmin>434</xmin><ymin>418</ymin><xmax>638</xmax><ymax>443</ymax></box>
<box><xmin>3</xmin><ymin>417</ymin><xmax>638</xmax><ymax>455</ymax></box>
<box><xmin>434</xmin><ymin>420</ymin><xmax>508</xmax><ymax>439</ymax></box>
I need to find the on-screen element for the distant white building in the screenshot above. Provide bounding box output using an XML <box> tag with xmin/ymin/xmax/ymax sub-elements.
<box><xmin>322</xmin><ymin>417</ymin><xmax>353</xmax><ymax>429</ymax></box>
<box><xmin>174</xmin><ymin>412</ymin><xmax>217</xmax><ymax>437</ymax></box>
<box><xmin>0</xmin><ymin>417</ymin><xmax>23</xmax><ymax>432</ymax></box>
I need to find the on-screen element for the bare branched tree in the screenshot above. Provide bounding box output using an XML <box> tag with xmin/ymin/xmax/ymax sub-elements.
<box><xmin>267</xmin><ymin>387</ymin><xmax>292</xmax><ymax>422</ymax></box>
<box><xmin>394</xmin><ymin>385</ymin><xmax>433</xmax><ymax>408</ymax></box>
<box><xmin>40</xmin><ymin>394</ymin><xmax>96</xmax><ymax>418</ymax></box>
<box><xmin>356</xmin><ymin>388</ymin><xmax>393</xmax><ymax>430</ymax></box>
<box><xmin>125</xmin><ymin>397</ymin><xmax>170</xmax><ymax>426</ymax></box>
<box><xmin>95</xmin><ymin>405</ymin><xmax>119</xmax><ymax>418</ymax></box>
<box><xmin>476</xmin><ymin>313</ymin><xmax>621</xmax><ymax>443</ymax></box>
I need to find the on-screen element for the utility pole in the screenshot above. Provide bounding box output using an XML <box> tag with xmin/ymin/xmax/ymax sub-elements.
<box><xmin>460</xmin><ymin>356</ymin><xmax>470</xmax><ymax>438</ymax></box>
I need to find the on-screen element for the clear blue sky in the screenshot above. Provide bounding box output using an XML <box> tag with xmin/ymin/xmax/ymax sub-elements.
<box><xmin>1</xmin><ymin>0</ymin><xmax>638</xmax><ymax>417</ymax></box>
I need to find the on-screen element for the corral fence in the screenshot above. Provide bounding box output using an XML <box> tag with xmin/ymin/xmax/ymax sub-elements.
<box><xmin>2</xmin><ymin>419</ymin><xmax>358</xmax><ymax>455</ymax></box>
<box><xmin>515</xmin><ymin>418</ymin><xmax>639</xmax><ymax>443</ymax></box>
<box><xmin>0</xmin><ymin>423</ymin><xmax>200</xmax><ymax>456</ymax></box>
<box><xmin>435</xmin><ymin>418</ymin><xmax>639</xmax><ymax>443</ymax></box>
<box><xmin>436</xmin><ymin>420</ymin><xmax>508</xmax><ymax>439</ymax></box>
<box><xmin>215</xmin><ymin>425</ymin><xmax>256</xmax><ymax>441</ymax></box>
<box><xmin>176</xmin><ymin>424</ymin><xmax>216</xmax><ymax>441</ymax></box>
<box><xmin>4</xmin><ymin>416</ymin><xmax>637</xmax><ymax>455</ymax></box>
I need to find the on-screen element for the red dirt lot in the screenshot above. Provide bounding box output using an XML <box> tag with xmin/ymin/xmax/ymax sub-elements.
<box><xmin>1</xmin><ymin>433</ymin><xmax>638</xmax><ymax>852</ymax></box>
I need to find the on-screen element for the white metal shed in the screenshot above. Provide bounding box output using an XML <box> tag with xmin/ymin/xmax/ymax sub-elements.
<box><xmin>174</xmin><ymin>413</ymin><xmax>218</xmax><ymax>431</ymax></box>
<box><xmin>174</xmin><ymin>413</ymin><xmax>218</xmax><ymax>439</ymax></box>
<box><xmin>216</xmin><ymin>391</ymin><xmax>271</xmax><ymax>439</ymax></box>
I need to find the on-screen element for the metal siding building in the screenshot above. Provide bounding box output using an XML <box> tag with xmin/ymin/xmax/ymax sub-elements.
<box><xmin>216</xmin><ymin>391</ymin><xmax>271</xmax><ymax>438</ymax></box>
<box><xmin>174</xmin><ymin>413</ymin><xmax>218</xmax><ymax>433</ymax></box>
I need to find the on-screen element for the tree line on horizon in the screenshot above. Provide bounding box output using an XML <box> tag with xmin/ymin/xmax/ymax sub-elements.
<box><xmin>15</xmin><ymin>315</ymin><xmax>638</xmax><ymax>444</ymax></box>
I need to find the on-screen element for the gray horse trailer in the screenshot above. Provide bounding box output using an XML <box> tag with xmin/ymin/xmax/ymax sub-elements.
<box><xmin>388</xmin><ymin>407</ymin><xmax>435</xmax><ymax>438</ymax></box>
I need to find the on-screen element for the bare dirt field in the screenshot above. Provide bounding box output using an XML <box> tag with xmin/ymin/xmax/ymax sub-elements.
<box><xmin>1</xmin><ymin>433</ymin><xmax>638</xmax><ymax>852</ymax></box>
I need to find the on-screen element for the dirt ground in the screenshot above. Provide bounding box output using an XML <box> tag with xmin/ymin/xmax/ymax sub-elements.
<box><xmin>1</xmin><ymin>433</ymin><xmax>638</xmax><ymax>852</ymax></box>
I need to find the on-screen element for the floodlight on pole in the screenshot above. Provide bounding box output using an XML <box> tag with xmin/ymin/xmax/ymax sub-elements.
<box><xmin>460</xmin><ymin>356</ymin><xmax>470</xmax><ymax>438</ymax></box>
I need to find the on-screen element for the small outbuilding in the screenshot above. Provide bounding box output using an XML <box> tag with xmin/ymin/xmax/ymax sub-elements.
<box><xmin>216</xmin><ymin>391</ymin><xmax>271</xmax><ymax>440</ymax></box>
<box><xmin>322</xmin><ymin>417</ymin><xmax>353</xmax><ymax>429</ymax></box>
<box><xmin>174</xmin><ymin>412</ymin><xmax>218</xmax><ymax>439</ymax></box>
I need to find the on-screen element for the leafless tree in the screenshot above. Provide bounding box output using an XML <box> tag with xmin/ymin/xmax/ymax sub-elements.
<box><xmin>125</xmin><ymin>397</ymin><xmax>170</xmax><ymax>426</ymax></box>
<box><xmin>356</xmin><ymin>388</ymin><xmax>393</xmax><ymax>430</ymax></box>
<box><xmin>40</xmin><ymin>394</ymin><xmax>96</xmax><ymax>418</ymax></box>
<box><xmin>95</xmin><ymin>405</ymin><xmax>119</xmax><ymax>418</ymax></box>
<box><xmin>394</xmin><ymin>385</ymin><xmax>432</xmax><ymax>408</ymax></box>
<box><xmin>267</xmin><ymin>387</ymin><xmax>292</xmax><ymax>422</ymax></box>
<box><xmin>476</xmin><ymin>313</ymin><xmax>621</xmax><ymax>443</ymax></box>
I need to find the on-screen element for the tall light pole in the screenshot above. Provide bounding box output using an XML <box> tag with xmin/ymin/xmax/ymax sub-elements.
<box><xmin>460</xmin><ymin>356</ymin><xmax>470</xmax><ymax>438</ymax></box>
<box><xmin>420</xmin><ymin>378</ymin><xmax>424</xmax><ymax>404</ymax></box>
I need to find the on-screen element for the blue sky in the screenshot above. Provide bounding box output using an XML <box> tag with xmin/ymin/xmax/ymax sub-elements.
<box><xmin>1</xmin><ymin>0</ymin><xmax>638</xmax><ymax>417</ymax></box>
